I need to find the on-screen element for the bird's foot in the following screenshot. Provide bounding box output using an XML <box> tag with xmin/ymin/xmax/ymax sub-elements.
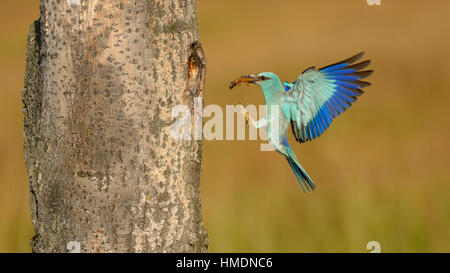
<box><xmin>237</xmin><ymin>103</ymin><xmax>250</xmax><ymax>125</ymax></box>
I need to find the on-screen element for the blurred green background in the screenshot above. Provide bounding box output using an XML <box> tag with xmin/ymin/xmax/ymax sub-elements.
<box><xmin>1</xmin><ymin>0</ymin><xmax>450</xmax><ymax>252</ymax></box>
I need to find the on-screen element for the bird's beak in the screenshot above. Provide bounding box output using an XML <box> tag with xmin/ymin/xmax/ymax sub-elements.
<box><xmin>229</xmin><ymin>74</ymin><xmax>263</xmax><ymax>89</ymax></box>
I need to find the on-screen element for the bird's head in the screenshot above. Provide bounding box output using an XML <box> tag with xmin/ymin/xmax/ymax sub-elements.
<box><xmin>229</xmin><ymin>72</ymin><xmax>282</xmax><ymax>91</ymax></box>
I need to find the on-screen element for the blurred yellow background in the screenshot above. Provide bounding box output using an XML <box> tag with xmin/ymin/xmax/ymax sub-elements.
<box><xmin>1</xmin><ymin>0</ymin><xmax>450</xmax><ymax>252</ymax></box>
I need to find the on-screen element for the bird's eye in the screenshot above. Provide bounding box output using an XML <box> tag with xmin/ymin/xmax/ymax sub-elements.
<box><xmin>260</xmin><ymin>76</ymin><xmax>267</xmax><ymax>80</ymax></box>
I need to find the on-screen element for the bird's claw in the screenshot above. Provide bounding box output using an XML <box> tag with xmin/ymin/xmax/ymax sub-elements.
<box><xmin>237</xmin><ymin>103</ymin><xmax>250</xmax><ymax>125</ymax></box>
<box><xmin>244</xmin><ymin>112</ymin><xmax>249</xmax><ymax>125</ymax></box>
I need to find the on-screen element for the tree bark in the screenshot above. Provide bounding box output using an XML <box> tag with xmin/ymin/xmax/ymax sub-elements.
<box><xmin>22</xmin><ymin>0</ymin><xmax>207</xmax><ymax>253</ymax></box>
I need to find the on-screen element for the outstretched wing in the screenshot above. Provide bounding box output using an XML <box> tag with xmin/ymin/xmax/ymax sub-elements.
<box><xmin>281</xmin><ymin>52</ymin><xmax>373</xmax><ymax>143</ymax></box>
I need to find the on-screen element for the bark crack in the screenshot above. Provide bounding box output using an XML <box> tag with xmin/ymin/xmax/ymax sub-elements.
<box><xmin>23</xmin><ymin>19</ymin><xmax>42</xmax><ymax>233</ymax></box>
<box><xmin>30</xmin><ymin>181</ymin><xmax>39</xmax><ymax>220</ymax></box>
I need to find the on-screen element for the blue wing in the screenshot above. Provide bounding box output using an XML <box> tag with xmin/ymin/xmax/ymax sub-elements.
<box><xmin>281</xmin><ymin>52</ymin><xmax>373</xmax><ymax>143</ymax></box>
<box><xmin>283</xmin><ymin>81</ymin><xmax>294</xmax><ymax>91</ymax></box>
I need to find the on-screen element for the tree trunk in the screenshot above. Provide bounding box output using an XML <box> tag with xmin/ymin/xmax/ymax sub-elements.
<box><xmin>22</xmin><ymin>0</ymin><xmax>207</xmax><ymax>253</ymax></box>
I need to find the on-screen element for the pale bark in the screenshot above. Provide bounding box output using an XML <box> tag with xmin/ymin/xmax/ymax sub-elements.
<box><xmin>22</xmin><ymin>0</ymin><xmax>207</xmax><ymax>252</ymax></box>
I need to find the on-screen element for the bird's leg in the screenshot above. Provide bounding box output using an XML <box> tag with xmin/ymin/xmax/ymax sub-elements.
<box><xmin>237</xmin><ymin>104</ymin><xmax>250</xmax><ymax>125</ymax></box>
<box><xmin>237</xmin><ymin>104</ymin><xmax>267</xmax><ymax>128</ymax></box>
<box><xmin>253</xmin><ymin>118</ymin><xmax>267</xmax><ymax>129</ymax></box>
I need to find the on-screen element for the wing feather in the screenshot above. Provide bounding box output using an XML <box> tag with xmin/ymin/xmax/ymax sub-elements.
<box><xmin>281</xmin><ymin>52</ymin><xmax>373</xmax><ymax>143</ymax></box>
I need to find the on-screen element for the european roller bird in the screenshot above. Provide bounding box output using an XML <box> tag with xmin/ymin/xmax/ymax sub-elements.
<box><xmin>229</xmin><ymin>52</ymin><xmax>373</xmax><ymax>192</ymax></box>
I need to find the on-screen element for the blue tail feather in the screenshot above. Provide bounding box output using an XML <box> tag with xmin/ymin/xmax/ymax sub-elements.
<box><xmin>287</xmin><ymin>159</ymin><xmax>307</xmax><ymax>192</ymax></box>
<box><xmin>285</xmin><ymin>150</ymin><xmax>316</xmax><ymax>192</ymax></box>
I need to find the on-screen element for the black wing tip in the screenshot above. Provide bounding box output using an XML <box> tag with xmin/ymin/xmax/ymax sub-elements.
<box><xmin>356</xmin><ymin>80</ymin><xmax>372</xmax><ymax>87</ymax></box>
<box><xmin>346</xmin><ymin>52</ymin><xmax>365</xmax><ymax>64</ymax></box>
<box><xmin>302</xmin><ymin>66</ymin><xmax>316</xmax><ymax>74</ymax></box>
<box><xmin>355</xmin><ymin>70</ymin><xmax>374</xmax><ymax>79</ymax></box>
<box><xmin>319</xmin><ymin>52</ymin><xmax>369</xmax><ymax>71</ymax></box>
<box><xmin>348</xmin><ymin>60</ymin><xmax>371</xmax><ymax>70</ymax></box>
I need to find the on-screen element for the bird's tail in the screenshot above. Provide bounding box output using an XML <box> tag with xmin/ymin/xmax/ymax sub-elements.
<box><xmin>285</xmin><ymin>149</ymin><xmax>316</xmax><ymax>192</ymax></box>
